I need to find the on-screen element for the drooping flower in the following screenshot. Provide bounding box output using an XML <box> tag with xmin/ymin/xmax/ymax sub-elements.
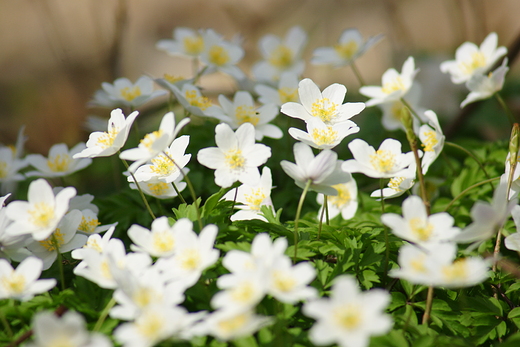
<box><xmin>204</xmin><ymin>91</ymin><xmax>283</xmax><ymax>140</ymax></box>
<box><xmin>281</xmin><ymin>78</ymin><xmax>365</xmax><ymax>126</ymax></box>
<box><xmin>342</xmin><ymin>138</ymin><xmax>415</xmax><ymax>179</ymax></box>
<box><xmin>359</xmin><ymin>56</ymin><xmax>419</xmax><ymax>107</ymax></box>
<box><xmin>252</xmin><ymin>26</ymin><xmax>307</xmax><ymax>83</ymax></box>
<box><xmin>129</xmin><ymin>176</ymin><xmax>187</xmax><ymax>200</ymax></box>
<box><xmin>73</xmin><ymin>108</ymin><xmax>139</xmax><ymax>158</ymax></box>
<box><xmin>156</xmin><ymin>27</ymin><xmax>206</xmax><ymax>58</ymax></box>
<box><xmin>311</xmin><ymin>28</ymin><xmax>383</xmax><ymax>67</ymax></box>
<box><xmin>25</xmin><ymin>143</ymin><xmax>92</xmax><ymax>178</ymax></box>
<box><xmin>255</xmin><ymin>71</ymin><xmax>300</xmax><ymax>106</ymax></box>
<box><xmin>369</xmin><ymin>167</ymin><xmax>415</xmax><ymax>200</ymax></box>
<box><xmin>5</xmin><ymin>179</ymin><xmax>76</xmax><ymax>241</ymax></box>
<box><xmin>303</xmin><ymin>275</ymin><xmax>392</xmax><ymax>347</ymax></box>
<box><xmin>377</xmin><ymin>83</ymin><xmax>425</xmax><ymax>132</ymax></box>
<box><xmin>317</xmin><ymin>178</ymin><xmax>358</xmax><ymax>220</ymax></box>
<box><xmin>288</xmin><ymin>117</ymin><xmax>359</xmax><ymax>150</ymax></box>
<box><xmin>440</xmin><ymin>32</ymin><xmax>507</xmax><ymax>84</ymax></box>
<box><xmin>91</xmin><ymin>75</ymin><xmax>167</xmax><ymax>108</ymax></box>
<box><xmin>197</xmin><ymin>123</ymin><xmax>271</xmax><ymax>188</ymax></box>
<box><xmin>0</xmin><ymin>257</ymin><xmax>56</xmax><ymax>301</ymax></box>
<box><xmin>418</xmin><ymin>110</ymin><xmax>445</xmax><ymax>174</ymax></box>
<box><xmin>460</xmin><ymin>58</ymin><xmax>509</xmax><ymax>108</ymax></box>
<box><xmin>170</xmin><ymin>83</ymin><xmax>220</xmax><ymax>118</ymax></box>
<box><xmin>281</xmin><ymin>142</ymin><xmax>351</xmax><ymax>196</ymax></box>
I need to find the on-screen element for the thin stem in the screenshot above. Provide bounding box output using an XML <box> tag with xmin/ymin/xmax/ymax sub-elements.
<box><xmin>325</xmin><ymin>195</ymin><xmax>330</xmax><ymax>225</ymax></box>
<box><xmin>171</xmin><ymin>181</ymin><xmax>187</xmax><ymax>204</ymax></box>
<box><xmin>230</xmin><ymin>187</ymin><xmax>239</xmax><ymax>219</ymax></box>
<box><xmin>0</xmin><ymin>307</ymin><xmax>13</xmax><ymax>339</ymax></box>
<box><xmin>162</xmin><ymin>151</ymin><xmax>203</xmax><ymax>231</ymax></box>
<box><xmin>379</xmin><ymin>178</ymin><xmax>385</xmax><ymax>213</ymax></box>
<box><xmin>443</xmin><ymin>176</ymin><xmax>500</xmax><ymax>212</ymax></box>
<box><xmin>120</xmin><ymin>158</ymin><xmax>156</xmax><ymax>220</ymax></box>
<box><xmin>444</xmin><ymin>141</ymin><xmax>493</xmax><ymax>183</ymax></box>
<box><xmin>400</xmin><ymin>98</ymin><xmax>422</xmax><ymax>123</ymax></box>
<box><xmin>422</xmin><ymin>286</ymin><xmax>434</xmax><ymax>325</ymax></box>
<box><xmin>192</xmin><ymin>57</ymin><xmax>199</xmax><ymax>79</ymax></box>
<box><xmin>93</xmin><ymin>297</ymin><xmax>116</xmax><ymax>332</ymax></box>
<box><xmin>380</xmin><ymin>179</ymin><xmax>390</xmax><ymax>282</ymax></box>
<box><xmin>495</xmin><ymin>93</ymin><xmax>515</xmax><ymax>126</ymax></box>
<box><xmin>318</xmin><ymin>195</ymin><xmax>327</xmax><ymax>241</ymax></box>
<box><xmin>52</xmin><ymin>234</ymin><xmax>66</xmax><ymax>291</ymax></box>
<box><xmin>350</xmin><ymin>61</ymin><xmax>366</xmax><ymax>87</ymax></box>
<box><xmin>294</xmin><ymin>179</ymin><xmax>312</xmax><ymax>263</ymax></box>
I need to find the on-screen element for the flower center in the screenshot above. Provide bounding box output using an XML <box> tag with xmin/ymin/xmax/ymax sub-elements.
<box><xmin>328</xmin><ymin>184</ymin><xmax>351</xmax><ymax>208</ymax></box>
<box><xmin>0</xmin><ymin>162</ymin><xmax>7</xmax><ymax>178</ymax></box>
<box><xmin>38</xmin><ymin>229</ymin><xmax>65</xmax><ymax>252</ymax></box>
<box><xmin>410</xmin><ymin>255</ymin><xmax>427</xmax><ymax>273</ymax></box>
<box><xmin>96</xmin><ymin>128</ymin><xmax>119</xmax><ymax>149</ymax></box>
<box><xmin>47</xmin><ymin>154</ymin><xmax>71</xmax><ymax>172</ymax></box>
<box><xmin>178</xmin><ymin>249</ymin><xmax>201</xmax><ymax>271</ymax></box>
<box><xmin>244</xmin><ymin>188</ymin><xmax>266</xmax><ymax>211</ymax></box>
<box><xmin>409</xmin><ymin>217</ymin><xmax>433</xmax><ymax>242</ymax></box>
<box><xmin>278</xmin><ymin>87</ymin><xmax>298</xmax><ymax>103</ymax></box>
<box><xmin>133</xmin><ymin>287</ymin><xmax>160</xmax><ymax>308</ymax></box>
<box><xmin>382</xmin><ymin>76</ymin><xmax>405</xmax><ymax>95</ymax></box>
<box><xmin>218</xmin><ymin>313</ymin><xmax>248</xmax><ymax>335</ymax></box>
<box><xmin>334</xmin><ymin>303</ymin><xmax>362</xmax><ymax>330</ymax></box>
<box><xmin>421</xmin><ymin>130</ymin><xmax>438</xmax><ymax>152</ymax></box>
<box><xmin>48</xmin><ymin>337</ymin><xmax>75</xmax><ymax>347</ymax></box>
<box><xmin>369</xmin><ymin>149</ymin><xmax>397</xmax><ymax>173</ymax></box>
<box><xmin>2</xmin><ymin>272</ymin><xmax>25</xmax><ymax>294</ymax></box>
<box><xmin>311</xmin><ymin>127</ymin><xmax>338</xmax><ymax>146</ymax></box>
<box><xmin>208</xmin><ymin>45</ymin><xmax>230</xmax><ymax>66</ymax></box>
<box><xmin>164</xmin><ymin>74</ymin><xmax>184</xmax><ymax>84</ymax></box>
<box><xmin>147</xmin><ymin>182</ymin><xmax>170</xmax><ymax>196</ymax></box>
<box><xmin>310</xmin><ymin>98</ymin><xmax>339</xmax><ymax>124</ymax></box>
<box><xmin>334</xmin><ymin>40</ymin><xmax>359</xmax><ymax>60</ymax></box>
<box><xmin>137</xmin><ymin>313</ymin><xmax>165</xmax><ymax>339</ymax></box>
<box><xmin>183</xmin><ymin>35</ymin><xmax>204</xmax><ymax>55</ymax></box>
<box><xmin>459</xmin><ymin>51</ymin><xmax>487</xmax><ymax>75</ymax></box>
<box><xmin>185</xmin><ymin>90</ymin><xmax>212</xmax><ymax>110</ymax></box>
<box><xmin>78</xmin><ymin>216</ymin><xmax>101</xmax><ymax>233</ymax></box>
<box><xmin>225</xmin><ymin>149</ymin><xmax>245</xmax><ymax>170</ymax></box>
<box><xmin>140</xmin><ymin>130</ymin><xmax>164</xmax><ymax>150</ymax></box>
<box><xmin>235</xmin><ymin>105</ymin><xmax>259</xmax><ymax>126</ymax></box>
<box><xmin>388</xmin><ymin>177</ymin><xmax>406</xmax><ymax>191</ymax></box>
<box><xmin>231</xmin><ymin>281</ymin><xmax>256</xmax><ymax>303</ymax></box>
<box><xmin>120</xmin><ymin>86</ymin><xmax>142</xmax><ymax>101</ymax></box>
<box><xmin>150</xmin><ymin>153</ymin><xmax>176</xmax><ymax>176</ymax></box>
<box><xmin>152</xmin><ymin>231</ymin><xmax>175</xmax><ymax>253</ymax></box>
<box><xmin>442</xmin><ymin>259</ymin><xmax>468</xmax><ymax>281</ymax></box>
<box><xmin>28</xmin><ymin>202</ymin><xmax>55</xmax><ymax>228</ymax></box>
<box><xmin>269</xmin><ymin>45</ymin><xmax>294</xmax><ymax>69</ymax></box>
<box><xmin>272</xmin><ymin>271</ymin><xmax>296</xmax><ymax>292</ymax></box>
<box><xmin>85</xmin><ymin>237</ymin><xmax>103</xmax><ymax>253</ymax></box>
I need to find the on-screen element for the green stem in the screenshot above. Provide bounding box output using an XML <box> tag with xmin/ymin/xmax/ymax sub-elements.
<box><xmin>294</xmin><ymin>179</ymin><xmax>312</xmax><ymax>263</ymax></box>
<box><xmin>495</xmin><ymin>93</ymin><xmax>515</xmax><ymax>126</ymax></box>
<box><xmin>93</xmin><ymin>297</ymin><xmax>116</xmax><ymax>332</ymax></box>
<box><xmin>380</xmin><ymin>179</ymin><xmax>390</xmax><ymax>282</ymax></box>
<box><xmin>192</xmin><ymin>57</ymin><xmax>199</xmax><ymax>79</ymax></box>
<box><xmin>422</xmin><ymin>286</ymin><xmax>434</xmax><ymax>325</ymax></box>
<box><xmin>162</xmin><ymin>151</ymin><xmax>203</xmax><ymax>231</ymax></box>
<box><xmin>120</xmin><ymin>158</ymin><xmax>156</xmax><ymax>220</ymax></box>
<box><xmin>350</xmin><ymin>61</ymin><xmax>366</xmax><ymax>87</ymax></box>
<box><xmin>400</xmin><ymin>98</ymin><xmax>422</xmax><ymax>123</ymax></box>
<box><xmin>380</xmin><ymin>178</ymin><xmax>386</xmax><ymax>213</ymax></box>
<box><xmin>172</xmin><ymin>181</ymin><xmax>187</xmax><ymax>204</ymax></box>
<box><xmin>443</xmin><ymin>176</ymin><xmax>500</xmax><ymax>212</ymax></box>
<box><xmin>52</xmin><ymin>234</ymin><xmax>66</xmax><ymax>291</ymax></box>
<box><xmin>444</xmin><ymin>141</ymin><xmax>493</xmax><ymax>183</ymax></box>
<box><xmin>230</xmin><ymin>186</ymin><xmax>239</xmax><ymax>219</ymax></box>
<box><xmin>0</xmin><ymin>307</ymin><xmax>13</xmax><ymax>339</ymax></box>
<box><xmin>318</xmin><ymin>195</ymin><xmax>327</xmax><ymax>241</ymax></box>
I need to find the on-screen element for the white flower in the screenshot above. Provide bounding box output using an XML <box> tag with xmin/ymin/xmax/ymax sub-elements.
<box><xmin>91</xmin><ymin>75</ymin><xmax>167</xmax><ymax>108</ymax></box>
<box><xmin>255</xmin><ymin>71</ymin><xmax>300</xmax><ymax>106</ymax></box>
<box><xmin>288</xmin><ymin>117</ymin><xmax>359</xmax><ymax>150</ymax></box>
<box><xmin>317</xmin><ymin>178</ymin><xmax>358</xmax><ymax>220</ymax></box>
<box><xmin>303</xmin><ymin>275</ymin><xmax>392</xmax><ymax>347</ymax></box>
<box><xmin>205</xmin><ymin>91</ymin><xmax>283</xmax><ymax>141</ymax></box>
<box><xmin>342</xmin><ymin>138</ymin><xmax>415</xmax><ymax>179</ymax></box>
<box><xmin>26</xmin><ymin>310</ymin><xmax>112</xmax><ymax>347</ymax></box>
<box><xmin>418</xmin><ymin>110</ymin><xmax>445</xmax><ymax>174</ymax></box>
<box><xmin>25</xmin><ymin>143</ymin><xmax>92</xmax><ymax>178</ymax></box>
<box><xmin>26</xmin><ymin>210</ymin><xmax>88</xmax><ymax>270</ymax></box>
<box><xmin>5</xmin><ymin>179</ymin><xmax>76</xmax><ymax>240</ymax></box>
<box><xmin>281</xmin><ymin>78</ymin><xmax>365</xmax><ymax>126</ymax></box>
<box><xmin>120</xmin><ymin>112</ymin><xmax>190</xmax><ymax>172</ymax></box>
<box><xmin>381</xmin><ymin>195</ymin><xmax>460</xmax><ymax>247</ymax></box>
<box><xmin>461</xmin><ymin>58</ymin><xmax>509</xmax><ymax>107</ymax></box>
<box><xmin>222</xmin><ymin>166</ymin><xmax>274</xmax><ymax>222</ymax></box>
<box><xmin>197</xmin><ymin>308</ymin><xmax>271</xmax><ymax>341</ymax></box>
<box><xmin>377</xmin><ymin>83</ymin><xmax>424</xmax><ymax>132</ymax></box>
<box><xmin>369</xmin><ymin>173</ymin><xmax>415</xmax><ymax>200</ymax></box>
<box><xmin>311</xmin><ymin>28</ymin><xmax>383</xmax><ymax>67</ymax></box>
<box><xmin>200</xmin><ymin>29</ymin><xmax>244</xmax><ymax>79</ymax></box>
<box><xmin>197</xmin><ymin>123</ymin><xmax>271</xmax><ymax>188</ymax></box>
<box><xmin>76</xmin><ymin>209</ymin><xmax>116</xmax><ymax>235</ymax></box>
<box><xmin>0</xmin><ymin>257</ymin><xmax>56</xmax><ymax>301</ymax></box>
<box><xmin>170</xmin><ymin>83</ymin><xmax>220</xmax><ymax>118</ymax></box>
<box><xmin>132</xmin><ymin>135</ymin><xmax>191</xmax><ymax>183</ymax></box>
<box><xmin>156</xmin><ymin>27</ymin><xmax>206</xmax><ymax>58</ymax></box>
<box><xmin>252</xmin><ymin>26</ymin><xmax>307</xmax><ymax>83</ymax></box>
<box><xmin>455</xmin><ymin>182</ymin><xmax>517</xmax><ymax>244</ymax></box>
<box><xmin>281</xmin><ymin>142</ymin><xmax>351</xmax><ymax>196</ymax></box>
<box><xmin>266</xmin><ymin>256</ymin><xmax>317</xmax><ymax>304</ymax></box>
<box><xmin>73</xmin><ymin>108</ymin><xmax>139</xmax><ymax>158</ymax></box>
<box><xmin>129</xmin><ymin>176</ymin><xmax>187</xmax><ymax>200</ymax></box>
<box><xmin>212</xmin><ymin>271</ymin><xmax>267</xmax><ymax>311</ymax></box>
<box><xmin>505</xmin><ymin>205</ymin><xmax>520</xmax><ymax>252</ymax></box>
<box><xmin>0</xmin><ymin>193</ymin><xmax>32</xmax><ymax>262</ymax></box>
<box><xmin>0</xmin><ymin>146</ymin><xmax>27</xmax><ymax>186</ymax></box>
<box><xmin>359</xmin><ymin>56</ymin><xmax>419</xmax><ymax>106</ymax></box>
<box><xmin>71</xmin><ymin>225</ymin><xmax>116</xmax><ymax>260</ymax></box>
<box><xmin>440</xmin><ymin>32</ymin><xmax>507</xmax><ymax>84</ymax></box>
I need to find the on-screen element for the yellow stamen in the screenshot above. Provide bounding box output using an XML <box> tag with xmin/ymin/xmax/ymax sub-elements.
<box><xmin>150</xmin><ymin>153</ymin><xmax>176</xmax><ymax>176</ymax></box>
<box><xmin>409</xmin><ymin>217</ymin><xmax>433</xmax><ymax>242</ymax></box>
<box><xmin>269</xmin><ymin>45</ymin><xmax>294</xmax><ymax>69</ymax></box>
<box><xmin>147</xmin><ymin>182</ymin><xmax>170</xmax><ymax>196</ymax></box>
<box><xmin>47</xmin><ymin>154</ymin><xmax>71</xmax><ymax>172</ymax></box>
<box><xmin>152</xmin><ymin>231</ymin><xmax>175</xmax><ymax>253</ymax></box>
<box><xmin>388</xmin><ymin>177</ymin><xmax>405</xmax><ymax>191</ymax></box>
<box><xmin>334</xmin><ymin>303</ymin><xmax>362</xmax><ymax>330</ymax></box>
<box><xmin>84</xmin><ymin>237</ymin><xmax>103</xmax><ymax>253</ymax></box>
<box><xmin>218</xmin><ymin>313</ymin><xmax>247</xmax><ymax>335</ymax></box>
<box><xmin>382</xmin><ymin>76</ymin><xmax>405</xmax><ymax>95</ymax></box>
<box><xmin>235</xmin><ymin>105</ymin><xmax>259</xmax><ymax>126</ymax></box>
<box><xmin>421</xmin><ymin>130</ymin><xmax>438</xmax><ymax>152</ymax></box>
<box><xmin>459</xmin><ymin>51</ymin><xmax>487</xmax><ymax>75</ymax></box>
<box><xmin>225</xmin><ymin>149</ymin><xmax>245</xmax><ymax>169</ymax></box>
<box><xmin>78</xmin><ymin>216</ymin><xmax>100</xmax><ymax>233</ymax></box>
<box><xmin>369</xmin><ymin>149</ymin><xmax>396</xmax><ymax>173</ymax></box>
<box><xmin>164</xmin><ymin>74</ymin><xmax>184</xmax><ymax>84</ymax></box>
<box><xmin>328</xmin><ymin>184</ymin><xmax>351</xmax><ymax>208</ymax></box>
<box><xmin>120</xmin><ymin>86</ymin><xmax>142</xmax><ymax>101</ymax></box>
<box><xmin>2</xmin><ymin>272</ymin><xmax>25</xmax><ymax>294</ymax></box>
<box><xmin>244</xmin><ymin>188</ymin><xmax>266</xmax><ymax>211</ymax></box>
<box><xmin>334</xmin><ymin>40</ymin><xmax>359</xmax><ymax>60</ymax></box>
<box><xmin>208</xmin><ymin>46</ymin><xmax>230</xmax><ymax>66</ymax></box>
<box><xmin>311</xmin><ymin>127</ymin><xmax>338</xmax><ymax>146</ymax></box>
<box><xmin>96</xmin><ymin>128</ymin><xmax>119</xmax><ymax>149</ymax></box>
<box><xmin>311</xmin><ymin>98</ymin><xmax>338</xmax><ymax>123</ymax></box>
<box><xmin>140</xmin><ymin>130</ymin><xmax>163</xmax><ymax>150</ymax></box>
<box><xmin>185</xmin><ymin>90</ymin><xmax>212</xmax><ymax>110</ymax></box>
<box><xmin>137</xmin><ymin>314</ymin><xmax>165</xmax><ymax>339</ymax></box>
<box><xmin>442</xmin><ymin>259</ymin><xmax>468</xmax><ymax>281</ymax></box>
<box><xmin>39</xmin><ymin>229</ymin><xmax>65</xmax><ymax>252</ymax></box>
<box><xmin>272</xmin><ymin>271</ymin><xmax>296</xmax><ymax>292</ymax></box>
<box><xmin>0</xmin><ymin>162</ymin><xmax>7</xmax><ymax>178</ymax></box>
<box><xmin>28</xmin><ymin>202</ymin><xmax>54</xmax><ymax>228</ymax></box>
<box><xmin>231</xmin><ymin>281</ymin><xmax>256</xmax><ymax>303</ymax></box>
<box><xmin>278</xmin><ymin>87</ymin><xmax>298</xmax><ymax>103</ymax></box>
<box><xmin>178</xmin><ymin>249</ymin><xmax>201</xmax><ymax>270</ymax></box>
<box><xmin>183</xmin><ymin>35</ymin><xmax>204</xmax><ymax>55</ymax></box>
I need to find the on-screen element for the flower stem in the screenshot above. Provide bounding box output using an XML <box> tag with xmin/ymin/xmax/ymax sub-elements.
<box><xmin>422</xmin><ymin>285</ymin><xmax>434</xmax><ymax>325</ymax></box>
<box><xmin>294</xmin><ymin>179</ymin><xmax>312</xmax><ymax>263</ymax></box>
<box><xmin>162</xmin><ymin>151</ymin><xmax>203</xmax><ymax>231</ymax></box>
<box><xmin>93</xmin><ymin>297</ymin><xmax>116</xmax><ymax>332</ymax></box>
<box><xmin>172</xmin><ymin>182</ymin><xmax>187</xmax><ymax>204</ymax></box>
<box><xmin>443</xmin><ymin>176</ymin><xmax>500</xmax><ymax>212</ymax></box>
<box><xmin>52</xmin><ymin>234</ymin><xmax>66</xmax><ymax>291</ymax></box>
<box><xmin>317</xmin><ymin>195</ymin><xmax>327</xmax><ymax>241</ymax></box>
<box><xmin>350</xmin><ymin>61</ymin><xmax>366</xmax><ymax>87</ymax></box>
<box><xmin>380</xmin><ymin>178</ymin><xmax>390</xmax><ymax>281</ymax></box>
<box><xmin>0</xmin><ymin>307</ymin><xmax>13</xmax><ymax>339</ymax></box>
<box><xmin>120</xmin><ymin>158</ymin><xmax>156</xmax><ymax>220</ymax></box>
<box><xmin>495</xmin><ymin>93</ymin><xmax>515</xmax><ymax>126</ymax></box>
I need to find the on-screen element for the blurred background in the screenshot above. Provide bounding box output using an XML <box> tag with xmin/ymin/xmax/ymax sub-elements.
<box><xmin>1</xmin><ymin>0</ymin><xmax>520</xmax><ymax>152</ymax></box>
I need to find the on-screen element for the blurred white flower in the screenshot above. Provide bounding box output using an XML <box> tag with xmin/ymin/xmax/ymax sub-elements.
<box><xmin>255</xmin><ymin>71</ymin><xmax>300</xmax><ymax>106</ymax></box>
<box><xmin>0</xmin><ymin>257</ymin><xmax>56</xmax><ymax>301</ymax></box>
<box><xmin>461</xmin><ymin>58</ymin><xmax>509</xmax><ymax>108</ymax></box>
<box><xmin>26</xmin><ymin>143</ymin><xmax>92</xmax><ymax>178</ymax></box>
<box><xmin>170</xmin><ymin>83</ymin><xmax>220</xmax><ymax>118</ymax></box>
<box><xmin>200</xmin><ymin>29</ymin><xmax>244</xmax><ymax>80</ymax></box>
<box><xmin>156</xmin><ymin>27</ymin><xmax>206</xmax><ymax>58</ymax></box>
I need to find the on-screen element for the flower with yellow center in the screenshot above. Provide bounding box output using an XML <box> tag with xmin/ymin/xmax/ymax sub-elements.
<box><xmin>461</xmin><ymin>58</ymin><xmax>509</xmax><ymax>108</ymax></box>
<box><xmin>170</xmin><ymin>83</ymin><xmax>220</xmax><ymax>118</ymax></box>
<box><xmin>206</xmin><ymin>309</ymin><xmax>271</xmax><ymax>341</ymax></box>
<box><xmin>200</xmin><ymin>29</ymin><xmax>245</xmax><ymax>79</ymax></box>
<box><xmin>198</xmin><ymin>123</ymin><xmax>271</xmax><ymax>188</ymax></box>
<box><xmin>0</xmin><ymin>257</ymin><xmax>56</xmax><ymax>301</ymax></box>
<box><xmin>256</xmin><ymin>71</ymin><xmax>300</xmax><ymax>106</ymax></box>
<box><xmin>370</xmin><ymin>164</ymin><xmax>416</xmax><ymax>200</ymax></box>
<box><xmin>281</xmin><ymin>78</ymin><xmax>365</xmax><ymax>126</ymax></box>
<box><xmin>128</xmin><ymin>216</ymin><xmax>185</xmax><ymax>257</ymax></box>
<box><xmin>94</xmin><ymin>75</ymin><xmax>166</xmax><ymax>108</ymax></box>
<box><xmin>26</xmin><ymin>143</ymin><xmax>92</xmax><ymax>178</ymax></box>
<box><xmin>303</xmin><ymin>275</ymin><xmax>392</xmax><ymax>347</ymax></box>
<box><xmin>317</xmin><ymin>179</ymin><xmax>358</xmax><ymax>220</ymax></box>
<box><xmin>441</xmin><ymin>32</ymin><xmax>507</xmax><ymax>84</ymax></box>
<box><xmin>419</xmin><ymin>110</ymin><xmax>445</xmax><ymax>175</ymax></box>
<box><xmin>291</xmin><ymin>118</ymin><xmax>359</xmax><ymax>150</ymax></box>
<box><xmin>156</xmin><ymin>27</ymin><xmax>206</xmax><ymax>57</ymax></box>
<box><xmin>266</xmin><ymin>257</ymin><xmax>317</xmax><ymax>304</ymax></box>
